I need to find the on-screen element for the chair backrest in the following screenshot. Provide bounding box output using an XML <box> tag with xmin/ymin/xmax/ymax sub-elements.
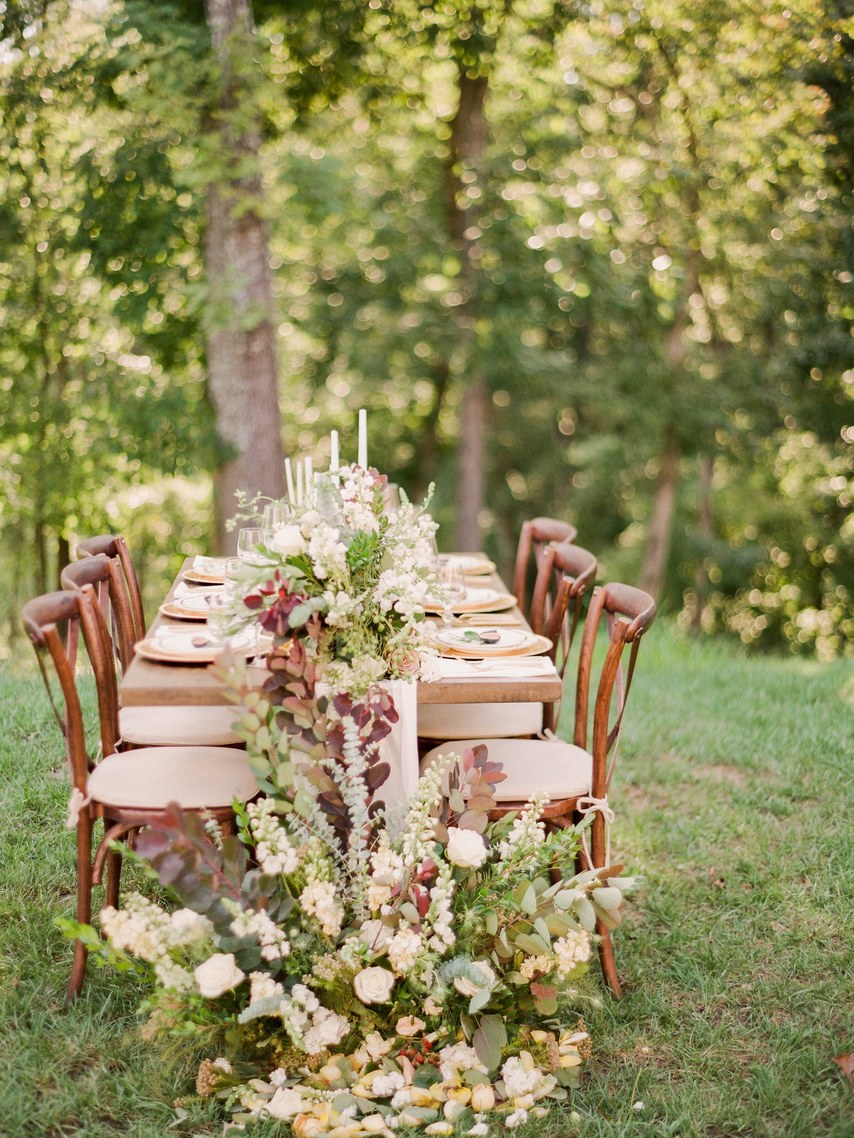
<box><xmin>61</xmin><ymin>554</ymin><xmax>137</xmax><ymax>673</ymax></box>
<box><xmin>512</xmin><ymin>516</ymin><xmax>578</xmax><ymax>617</ymax></box>
<box><xmin>573</xmin><ymin>582</ymin><xmax>656</xmax><ymax>798</ymax></box>
<box><xmin>75</xmin><ymin>534</ymin><xmax>146</xmax><ymax>646</ymax></box>
<box><xmin>22</xmin><ymin>587</ymin><xmax>123</xmax><ymax>790</ymax></box>
<box><xmin>527</xmin><ymin>541</ymin><xmax>597</xmax><ymax>733</ymax></box>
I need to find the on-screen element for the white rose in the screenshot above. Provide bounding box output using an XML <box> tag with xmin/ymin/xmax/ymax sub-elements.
<box><xmin>265</xmin><ymin>1086</ymin><xmax>305</xmax><ymax>1119</ymax></box>
<box><xmin>446</xmin><ymin>827</ymin><xmax>488</xmax><ymax>869</ymax></box>
<box><xmin>273</xmin><ymin>524</ymin><xmax>307</xmax><ymax>557</ymax></box>
<box><xmin>353</xmin><ymin>966</ymin><xmax>396</xmax><ymax>1005</ymax></box>
<box><xmin>194</xmin><ymin>953</ymin><xmax>245</xmax><ymax>998</ymax></box>
<box><xmin>453</xmin><ymin>960</ymin><xmax>496</xmax><ymax>998</ymax></box>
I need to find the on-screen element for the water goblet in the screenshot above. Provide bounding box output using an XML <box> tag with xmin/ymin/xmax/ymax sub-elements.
<box><xmin>237</xmin><ymin>527</ymin><xmax>272</xmax><ymax>565</ymax></box>
<box><xmin>263</xmin><ymin>503</ymin><xmax>290</xmax><ymax>531</ymax></box>
<box><xmin>438</xmin><ymin>560</ymin><xmax>466</xmax><ymax>627</ymax></box>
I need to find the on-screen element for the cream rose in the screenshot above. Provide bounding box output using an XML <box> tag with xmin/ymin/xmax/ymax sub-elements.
<box><xmin>194</xmin><ymin>953</ymin><xmax>245</xmax><ymax>998</ymax></box>
<box><xmin>453</xmin><ymin>960</ymin><xmax>496</xmax><ymax>998</ymax></box>
<box><xmin>445</xmin><ymin>826</ymin><xmax>488</xmax><ymax>869</ymax></box>
<box><xmin>396</xmin><ymin>1015</ymin><xmax>426</xmax><ymax>1037</ymax></box>
<box><xmin>353</xmin><ymin>966</ymin><xmax>396</xmax><ymax>1005</ymax></box>
<box><xmin>273</xmin><ymin>524</ymin><xmax>307</xmax><ymax>558</ymax></box>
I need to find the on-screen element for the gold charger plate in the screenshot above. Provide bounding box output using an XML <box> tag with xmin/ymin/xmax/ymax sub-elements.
<box><xmin>159</xmin><ymin>592</ymin><xmax>225</xmax><ymax>621</ymax></box>
<box><xmin>446</xmin><ymin>554</ymin><xmax>496</xmax><ymax>576</ymax></box>
<box><xmin>424</xmin><ymin>587</ymin><xmax>515</xmax><ymax>615</ymax></box>
<box><xmin>430</xmin><ymin>627</ymin><xmax>552</xmax><ymax>660</ymax></box>
<box><xmin>182</xmin><ymin>569</ymin><xmax>227</xmax><ymax>586</ymax></box>
<box><xmin>135</xmin><ymin>628</ymin><xmax>271</xmax><ymax>664</ymax></box>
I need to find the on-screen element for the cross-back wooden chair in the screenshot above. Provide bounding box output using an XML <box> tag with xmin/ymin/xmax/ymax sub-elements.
<box><xmin>22</xmin><ymin>586</ymin><xmax>258</xmax><ymax>1005</ymax></box>
<box><xmin>421</xmin><ymin>581</ymin><xmax>655</xmax><ymax>995</ymax></box>
<box><xmin>418</xmin><ymin>541</ymin><xmax>597</xmax><ymax>743</ymax></box>
<box><xmin>75</xmin><ymin>534</ymin><xmax>146</xmax><ymax>648</ymax></box>
<box><xmin>512</xmin><ymin>516</ymin><xmax>578</xmax><ymax>618</ymax></box>
<box><xmin>61</xmin><ymin>554</ymin><xmax>243</xmax><ymax>748</ymax></box>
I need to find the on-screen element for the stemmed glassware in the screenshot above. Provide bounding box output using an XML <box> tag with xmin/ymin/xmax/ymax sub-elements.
<box><xmin>263</xmin><ymin>503</ymin><xmax>290</xmax><ymax>531</ymax></box>
<box><xmin>438</xmin><ymin>558</ymin><xmax>466</xmax><ymax>627</ymax></box>
<box><xmin>237</xmin><ymin>527</ymin><xmax>273</xmax><ymax>565</ymax></box>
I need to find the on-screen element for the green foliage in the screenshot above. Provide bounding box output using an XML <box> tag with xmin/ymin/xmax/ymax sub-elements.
<box><xmin>1</xmin><ymin>0</ymin><xmax>851</xmax><ymax>658</ymax></box>
<box><xmin>3</xmin><ymin>626</ymin><xmax>853</xmax><ymax>1135</ymax></box>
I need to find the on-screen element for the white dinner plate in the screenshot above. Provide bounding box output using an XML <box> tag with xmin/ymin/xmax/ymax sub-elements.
<box><xmin>430</xmin><ymin>626</ymin><xmax>552</xmax><ymax>659</ymax></box>
<box><xmin>135</xmin><ymin>627</ymin><xmax>271</xmax><ymax>664</ymax></box>
<box><xmin>445</xmin><ymin>555</ymin><xmax>496</xmax><ymax>576</ymax></box>
<box><xmin>423</xmin><ymin>586</ymin><xmax>515</xmax><ymax>615</ymax></box>
<box><xmin>159</xmin><ymin>591</ymin><xmax>226</xmax><ymax>621</ymax></box>
<box><xmin>182</xmin><ymin>556</ymin><xmax>230</xmax><ymax>585</ymax></box>
<box><xmin>182</xmin><ymin>569</ymin><xmax>227</xmax><ymax>585</ymax></box>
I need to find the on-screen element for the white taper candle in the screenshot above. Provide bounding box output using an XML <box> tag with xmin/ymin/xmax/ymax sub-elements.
<box><xmin>284</xmin><ymin>457</ymin><xmax>295</xmax><ymax>504</ymax></box>
<box><xmin>357</xmin><ymin>408</ymin><xmax>367</xmax><ymax>469</ymax></box>
<box><xmin>330</xmin><ymin>430</ymin><xmax>339</xmax><ymax>472</ymax></box>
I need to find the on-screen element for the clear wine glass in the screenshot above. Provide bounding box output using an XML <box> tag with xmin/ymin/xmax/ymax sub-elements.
<box><xmin>263</xmin><ymin>503</ymin><xmax>290</xmax><ymax>531</ymax></box>
<box><xmin>438</xmin><ymin>559</ymin><xmax>466</xmax><ymax>626</ymax></box>
<box><xmin>237</xmin><ymin>527</ymin><xmax>272</xmax><ymax>565</ymax></box>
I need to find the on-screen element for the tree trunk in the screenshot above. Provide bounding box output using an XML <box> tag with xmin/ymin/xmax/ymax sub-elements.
<box><xmin>446</xmin><ymin>68</ymin><xmax>489</xmax><ymax>550</ymax></box>
<box><xmin>412</xmin><ymin>359</ymin><xmax>451</xmax><ymax>502</ymax></box>
<box><xmin>204</xmin><ymin>0</ymin><xmax>284</xmax><ymax>552</ymax></box>
<box><xmin>691</xmin><ymin>452</ymin><xmax>714</xmax><ymax>633</ymax></box>
<box><xmin>639</xmin><ymin>433</ymin><xmax>680</xmax><ymax>599</ymax></box>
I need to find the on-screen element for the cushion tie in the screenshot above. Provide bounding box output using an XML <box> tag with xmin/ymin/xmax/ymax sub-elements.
<box><xmin>66</xmin><ymin>787</ymin><xmax>92</xmax><ymax>829</ymax></box>
<box><xmin>576</xmin><ymin>794</ymin><xmax>614</xmax><ymax>867</ymax></box>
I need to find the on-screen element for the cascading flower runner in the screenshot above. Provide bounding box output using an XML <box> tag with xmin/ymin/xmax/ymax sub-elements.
<box><xmin>64</xmin><ymin>459</ymin><xmax>636</xmax><ymax>1135</ymax></box>
<box><xmin>67</xmin><ymin>641</ymin><xmax>635</xmax><ymax>1137</ymax></box>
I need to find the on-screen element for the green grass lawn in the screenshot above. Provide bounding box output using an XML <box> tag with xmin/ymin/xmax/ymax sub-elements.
<box><xmin>1</xmin><ymin>624</ymin><xmax>852</xmax><ymax>1137</ymax></box>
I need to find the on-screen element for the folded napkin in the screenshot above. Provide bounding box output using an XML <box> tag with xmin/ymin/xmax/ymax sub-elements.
<box><xmin>191</xmin><ymin>556</ymin><xmax>228</xmax><ymax>574</ymax></box>
<box><xmin>419</xmin><ymin>655</ymin><xmax>557</xmax><ymax>682</ymax></box>
<box><xmin>456</xmin><ymin>614</ymin><xmax>522</xmax><ymax>627</ymax></box>
<box><xmin>172</xmin><ymin>581</ymin><xmax>225</xmax><ymax>600</ymax></box>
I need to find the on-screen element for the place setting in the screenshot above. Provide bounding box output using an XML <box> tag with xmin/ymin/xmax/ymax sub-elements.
<box><xmin>422</xmin><ymin>583</ymin><xmax>516</xmax><ymax>616</ymax></box>
<box><xmin>158</xmin><ymin>587</ymin><xmax>226</xmax><ymax>621</ymax></box>
<box><xmin>134</xmin><ymin>624</ymin><xmax>272</xmax><ymax>665</ymax></box>
<box><xmin>181</xmin><ymin>555</ymin><xmax>230</xmax><ymax>585</ymax></box>
<box><xmin>428</xmin><ymin>624</ymin><xmax>552</xmax><ymax>659</ymax></box>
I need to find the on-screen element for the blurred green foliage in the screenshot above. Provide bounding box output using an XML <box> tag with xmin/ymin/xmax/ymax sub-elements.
<box><xmin>0</xmin><ymin>0</ymin><xmax>851</xmax><ymax>656</ymax></box>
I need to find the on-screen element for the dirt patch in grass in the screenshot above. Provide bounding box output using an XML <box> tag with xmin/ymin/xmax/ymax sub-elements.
<box><xmin>696</xmin><ymin>764</ymin><xmax>749</xmax><ymax>786</ymax></box>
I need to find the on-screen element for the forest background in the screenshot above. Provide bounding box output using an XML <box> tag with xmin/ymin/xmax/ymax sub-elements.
<box><xmin>1</xmin><ymin>0</ymin><xmax>852</xmax><ymax>660</ymax></box>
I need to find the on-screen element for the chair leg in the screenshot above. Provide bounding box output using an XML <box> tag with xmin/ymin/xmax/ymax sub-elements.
<box><xmin>104</xmin><ymin>845</ymin><xmax>122</xmax><ymax>911</ymax></box>
<box><xmin>66</xmin><ymin>819</ymin><xmax>93</xmax><ymax>1007</ymax></box>
<box><xmin>596</xmin><ymin>917</ymin><xmax>623</xmax><ymax>998</ymax></box>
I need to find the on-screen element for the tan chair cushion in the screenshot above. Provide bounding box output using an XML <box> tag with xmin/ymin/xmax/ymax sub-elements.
<box><xmin>421</xmin><ymin>737</ymin><xmax>592</xmax><ymax>802</ymax></box>
<box><xmin>418</xmin><ymin>701</ymin><xmax>543</xmax><ymax>741</ymax></box>
<box><xmin>88</xmin><ymin>746</ymin><xmax>258</xmax><ymax>810</ymax></box>
<box><xmin>120</xmin><ymin>705</ymin><xmax>242</xmax><ymax>747</ymax></box>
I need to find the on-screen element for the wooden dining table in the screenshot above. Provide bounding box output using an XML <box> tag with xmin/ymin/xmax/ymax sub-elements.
<box><xmin>120</xmin><ymin>557</ymin><xmax>563</xmax><ymax>711</ymax></box>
